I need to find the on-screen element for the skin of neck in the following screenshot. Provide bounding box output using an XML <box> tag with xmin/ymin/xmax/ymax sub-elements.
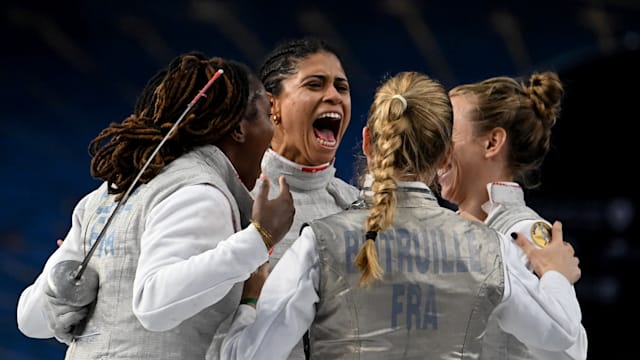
<box><xmin>269</xmin><ymin>139</ymin><xmax>299</xmax><ymax>165</ymax></box>
<box><xmin>457</xmin><ymin>161</ymin><xmax>513</xmax><ymax>222</ymax></box>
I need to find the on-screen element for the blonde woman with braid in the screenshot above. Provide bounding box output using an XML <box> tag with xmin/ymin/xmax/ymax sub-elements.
<box><xmin>437</xmin><ymin>72</ymin><xmax>587</xmax><ymax>359</ymax></box>
<box><xmin>220</xmin><ymin>71</ymin><xmax>583</xmax><ymax>359</ymax></box>
<box><xmin>16</xmin><ymin>52</ymin><xmax>294</xmax><ymax>359</ymax></box>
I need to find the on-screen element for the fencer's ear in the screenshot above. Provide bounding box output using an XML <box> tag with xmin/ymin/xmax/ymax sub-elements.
<box><xmin>267</xmin><ymin>92</ymin><xmax>279</xmax><ymax>115</ymax></box>
<box><xmin>484</xmin><ymin>127</ymin><xmax>507</xmax><ymax>159</ymax></box>
<box><xmin>230</xmin><ymin>120</ymin><xmax>247</xmax><ymax>143</ymax></box>
<box><xmin>362</xmin><ymin>126</ymin><xmax>372</xmax><ymax>156</ymax></box>
<box><xmin>266</xmin><ymin>92</ymin><xmax>282</xmax><ymax>125</ymax></box>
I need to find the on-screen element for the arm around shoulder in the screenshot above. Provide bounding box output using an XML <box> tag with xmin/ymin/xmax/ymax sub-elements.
<box><xmin>496</xmin><ymin>227</ymin><xmax>583</xmax><ymax>352</ymax></box>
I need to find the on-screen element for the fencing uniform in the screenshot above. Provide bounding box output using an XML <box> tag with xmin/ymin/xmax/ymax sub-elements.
<box><xmin>480</xmin><ymin>182</ymin><xmax>588</xmax><ymax>360</ymax></box>
<box><xmin>17</xmin><ymin>145</ymin><xmax>270</xmax><ymax>359</ymax></box>
<box><xmin>207</xmin><ymin>149</ymin><xmax>359</xmax><ymax>360</ymax></box>
<box><xmin>220</xmin><ymin>180</ymin><xmax>583</xmax><ymax>359</ymax></box>
<box><xmin>256</xmin><ymin>149</ymin><xmax>359</xmax><ymax>268</ymax></box>
<box><xmin>308</xmin><ymin>185</ymin><xmax>503</xmax><ymax>359</ymax></box>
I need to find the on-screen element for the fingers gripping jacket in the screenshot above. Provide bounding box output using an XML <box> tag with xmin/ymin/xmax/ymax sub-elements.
<box><xmin>43</xmin><ymin>290</ymin><xmax>90</xmax><ymax>344</ymax></box>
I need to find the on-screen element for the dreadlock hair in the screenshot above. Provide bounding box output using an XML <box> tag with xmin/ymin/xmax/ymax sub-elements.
<box><xmin>355</xmin><ymin>71</ymin><xmax>452</xmax><ymax>287</ymax></box>
<box><xmin>259</xmin><ymin>36</ymin><xmax>345</xmax><ymax>96</ymax></box>
<box><xmin>449</xmin><ymin>71</ymin><xmax>563</xmax><ymax>189</ymax></box>
<box><xmin>89</xmin><ymin>52</ymin><xmax>253</xmax><ymax>200</ymax></box>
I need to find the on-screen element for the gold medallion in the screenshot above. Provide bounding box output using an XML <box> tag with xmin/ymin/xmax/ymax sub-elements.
<box><xmin>530</xmin><ymin>221</ymin><xmax>551</xmax><ymax>247</ymax></box>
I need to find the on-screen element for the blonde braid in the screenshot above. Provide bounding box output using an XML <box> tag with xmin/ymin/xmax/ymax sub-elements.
<box><xmin>355</xmin><ymin>71</ymin><xmax>451</xmax><ymax>287</ymax></box>
<box><xmin>355</xmin><ymin>87</ymin><xmax>408</xmax><ymax>287</ymax></box>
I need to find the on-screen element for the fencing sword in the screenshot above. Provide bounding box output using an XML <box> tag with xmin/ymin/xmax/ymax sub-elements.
<box><xmin>47</xmin><ymin>69</ymin><xmax>225</xmax><ymax>307</ymax></box>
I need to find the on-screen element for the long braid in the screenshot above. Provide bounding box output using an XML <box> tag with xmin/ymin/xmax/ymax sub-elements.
<box><xmin>356</xmin><ymin>72</ymin><xmax>452</xmax><ymax>287</ymax></box>
<box><xmin>355</xmin><ymin>101</ymin><xmax>405</xmax><ymax>287</ymax></box>
<box><xmin>89</xmin><ymin>52</ymin><xmax>251</xmax><ymax>200</ymax></box>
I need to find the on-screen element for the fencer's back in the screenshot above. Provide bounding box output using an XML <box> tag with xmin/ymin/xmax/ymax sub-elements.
<box><xmin>309</xmin><ymin>187</ymin><xmax>504</xmax><ymax>359</ymax></box>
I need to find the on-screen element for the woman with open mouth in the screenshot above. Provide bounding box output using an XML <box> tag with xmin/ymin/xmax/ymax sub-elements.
<box><xmin>253</xmin><ymin>36</ymin><xmax>360</xmax><ymax>270</ymax></box>
<box><xmin>207</xmin><ymin>37</ymin><xmax>359</xmax><ymax>360</ymax></box>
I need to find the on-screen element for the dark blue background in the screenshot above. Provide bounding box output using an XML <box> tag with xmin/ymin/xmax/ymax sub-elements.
<box><xmin>2</xmin><ymin>1</ymin><xmax>638</xmax><ymax>358</ymax></box>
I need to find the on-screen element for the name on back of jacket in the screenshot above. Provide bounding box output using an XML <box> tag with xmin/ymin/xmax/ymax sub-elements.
<box><xmin>343</xmin><ymin>227</ymin><xmax>485</xmax><ymax>331</ymax></box>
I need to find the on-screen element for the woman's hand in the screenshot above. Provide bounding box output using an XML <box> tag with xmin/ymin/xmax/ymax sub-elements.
<box><xmin>251</xmin><ymin>175</ymin><xmax>295</xmax><ymax>247</ymax></box>
<box><xmin>514</xmin><ymin>221</ymin><xmax>581</xmax><ymax>284</ymax></box>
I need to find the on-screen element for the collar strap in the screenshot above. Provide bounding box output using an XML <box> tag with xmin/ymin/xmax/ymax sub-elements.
<box><xmin>300</xmin><ymin>164</ymin><xmax>331</xmax><ymax>173</ymax></box>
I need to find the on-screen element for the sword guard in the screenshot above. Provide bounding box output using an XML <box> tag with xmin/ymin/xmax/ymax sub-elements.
<box><xmin>47</xmin><ymin>260</ymin><xmax>99</xmax><ymax>307</ymax></box>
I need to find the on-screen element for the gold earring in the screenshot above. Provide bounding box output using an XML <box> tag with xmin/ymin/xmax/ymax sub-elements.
<box><xmin>272</xmin><ymin>114</ymin><xmax>280</xmax><ymax>124</ymax></box>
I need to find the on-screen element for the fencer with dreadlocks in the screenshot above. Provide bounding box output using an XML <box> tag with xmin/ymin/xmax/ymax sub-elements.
<box><xmin>17</xmin><ymin>52</ymin><xmax>294</xmax><ymax>359</ymax></box>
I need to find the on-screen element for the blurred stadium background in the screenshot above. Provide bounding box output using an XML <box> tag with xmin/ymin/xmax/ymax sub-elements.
<box><xmin>2</xmin><ymin>0</ymin><xmax>638</xmax><ymax>358</ymax></box>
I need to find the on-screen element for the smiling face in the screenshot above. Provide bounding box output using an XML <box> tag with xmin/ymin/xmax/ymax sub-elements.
<box><xmin>269</xmin><ymin>51</ymin><xmax>351</xmax><ymax>166</ymax></box>
<box><xmin>437</xmin><ymin>93</ymin><xmax>488</xmax><ymax>208</ymax></box>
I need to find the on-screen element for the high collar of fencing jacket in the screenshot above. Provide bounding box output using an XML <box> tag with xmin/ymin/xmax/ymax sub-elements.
<box><xmin>260</xmin><ymin>148</ymin><xmax>337</xmax><ymax>191</ymax></box>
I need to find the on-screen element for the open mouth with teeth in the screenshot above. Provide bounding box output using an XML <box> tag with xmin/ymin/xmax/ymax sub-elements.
<box><xmin>312</xmin><ymin>112</ymin><xmax>342</xmax><ymax>148</ymax></box>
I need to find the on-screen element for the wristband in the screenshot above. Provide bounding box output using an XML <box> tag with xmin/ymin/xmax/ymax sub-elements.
<box><xmin>240</xmin><ymin>297</ymin><xmax>258</xmax><ymax>306</ymax></box>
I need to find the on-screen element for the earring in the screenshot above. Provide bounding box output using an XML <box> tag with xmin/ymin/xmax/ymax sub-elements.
<box><xmin>272</xmin><ymin>114</ymin><xmax>280</xmax><ymax>124</ymax></box>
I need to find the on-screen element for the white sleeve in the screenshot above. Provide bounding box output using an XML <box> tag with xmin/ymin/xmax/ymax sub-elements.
<box><xmin>529</xmin><ymin>323</ymin><xmax>588</xmax><ymax>360</ymax></box>
<box><xmin>495</xmin><ymin>232</ymin><xmax>583</xmax><ymax>352</ymax></box>
<box><xmin>132</xmin><ymin>184</ymin><xmax>269</xmax><ymax>331</ymax></box>
<box><xmin>221</xmin><ymin>225</ymin><xmax>320</xmax><ymax>360</ymax></box>
<box><xmin>508</xmin><ymin>219</ymin><xmax>588</xmax><ymax>359</ymax></box>
<box><xmin>16</xmin><ymin>194</ymin><xmax>90</xmax><ymax>338</ymax></box>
